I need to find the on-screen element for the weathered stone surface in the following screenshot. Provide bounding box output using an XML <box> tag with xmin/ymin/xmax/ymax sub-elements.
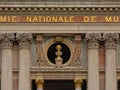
<box><xmin>0</xmin><ymin>0</ymin><xmax>119</xmax><ymax>2</ymax></box>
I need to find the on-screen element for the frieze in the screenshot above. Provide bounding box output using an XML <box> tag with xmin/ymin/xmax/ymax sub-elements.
<box><xmin>0</xmin><ymin>15</ymin><xmax>120</xmax><ymax>23</ymax></box>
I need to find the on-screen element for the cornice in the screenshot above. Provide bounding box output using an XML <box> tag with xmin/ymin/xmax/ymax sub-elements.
<box><xmin>0</xmin><ymin>7</ymin><xmax>119</xmax><ymax>15</ymax></box>
<box><xmin>0</xmin><ymin>2</ymin><xmax>120</xmax><ymax>7</ymax></box>
<box><xmin>0</xmin><ymin>2</ymin><xmax>120</xmax><ymax>15</ymax></box>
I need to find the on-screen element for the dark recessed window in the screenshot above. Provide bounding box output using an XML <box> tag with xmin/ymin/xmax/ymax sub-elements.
<box><xmin>47</xmin><ymin>42</ymin><xmax>71</xmax><ymax>64</ymax></box>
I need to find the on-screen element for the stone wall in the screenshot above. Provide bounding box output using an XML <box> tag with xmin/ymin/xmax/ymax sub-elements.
<box><xmin>0</xmin><ymin>0</ymin><xmax>119</xmax><ymax>2</ymax></box>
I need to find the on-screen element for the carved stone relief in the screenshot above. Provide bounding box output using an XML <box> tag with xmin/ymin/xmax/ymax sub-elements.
<box><xmin>72</xmin><ymin>35</ymin><xmax>81</xmax><ymax>67</ymax></box>
<box><xmin>86</xmin><ymin>33</ymin><xmax>101</xmax><ymax>49</ymax></box>
<box><xmin>41</xmin><ymin>37</ymin><xmax>75</xmax><ymax>68</ymax></box>
<box><xmin>16</xmin><ymin>33</ymin><xmax>32</xmax><ymax>49</ymax></box>
<box><xmin>103</xmin><ymin>33</ymin><xmax>119</xmax><ymax>49</ymax></box>
<box><xmin>0</xmin><ymin>33</ymin><xmax>14</xmax><ymax>49</ymax></box>
<box><xmin>36</xmin><ymin>34</ymin><xmax>44</xmax><ymax>67</ymax></box>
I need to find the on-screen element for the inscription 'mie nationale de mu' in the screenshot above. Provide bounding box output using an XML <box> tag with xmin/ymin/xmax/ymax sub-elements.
<box><xmin>0</xmin><ymin>15</ymin><xmax>120</xmax><ymax>23</ymax></box>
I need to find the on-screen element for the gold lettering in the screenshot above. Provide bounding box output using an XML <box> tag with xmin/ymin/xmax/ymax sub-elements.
<box><xmin>70</xmin><ymin>16</ymin><xmax>74</xmax><ymax>22</ymax></box>
<box><xmin>26</xmin><ymin>16</ymin><xmax>32</xmax><ymax>22</ymax></box>
<box><xmin>113</xmin><ymin>16</ymin><xmax>119</xmax><ymax>22</ymax></box>
<box><xmin>0</xmin><ymin>16</ymin><xmax>7</xmax><ymax>22</ymax></box>
<box><xmin>7</xmin><ymin>16</ymin><xmax>11</xmax><ymax>22</ymax></box>
<box><xmin>52</xmin><ymin>16</ymin><xmax>58</xmax><ymax>22</ymax></box>
<box><xmin>32</xmin><ymin>16</ymin><xmax>39</xmax><ymax>22</ymax></box>
<box><xmin>105</xmin><ymin>16</ymin><xmax>112</xmax><ymax>22</ymax></box>
<box><xmin>58</xmin><ymin>16</ymin><xmax>64</xmax><ymax>22</ymax></box>
<box><xmin>43</xmin><ymin>16</ymin><xmax>46</xmax><ymax>22</ymax></box>
<box><xmin>38</xmin><ymin>16</ymin><xmax>43</xmax><ymax>22</ymax></box>
<box><xmin>46</xmin><ymin>16</ymin><xmax>52</xmax><ymax>22</ymax></box>
<box><xmin>91</xmin><ymin>16</ymin><xmax>96</xmax><ymax>22</ymax></box>
<box><xmin>64</xmin><ymin>16</ymin><xmax>69</xmax><ymax>22</ymax></box>
<box><xmin>84</xmin><ymin>16</ymin><xmax>89</xmax><ymax>22</ymax></box>
<box><xmin>12</xmin><ymin>16</ymin><xmax>16</xmax><ymax>22</ymax></box>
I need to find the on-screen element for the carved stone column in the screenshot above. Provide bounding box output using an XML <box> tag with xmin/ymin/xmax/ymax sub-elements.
<box><xmin>104</xmin><ymin>33</ymin><xmax>118</xmax><ymax>90</ymax></box>
<box><xmin>86</xmin><ymin>33</ymin><xmax>100</xmax><ymax>90</ymax></box>
<box><xmin>74</xmin><ymin>77</ymin><xmax>82</xmax><ymax>90</ymax></box>
<box><xmin>17</xmin><ymin>33</ymin><xmax>32</xmax><ymax>90</ymax></box>
<box><xmin>1</xmin><ymin>34</ymin><xmax>14</xmax><ymax>90</ymax></box>
<box><xmin>36</xmin><ymin>77</ymin><xmax>44</xmax><ymax>90</ymax></box>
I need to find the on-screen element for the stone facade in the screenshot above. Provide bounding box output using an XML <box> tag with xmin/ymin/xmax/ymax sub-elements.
<box><xmin>0</xmin><ymin>1</ymin><xmax>120</xmax><ymax>90</ymax></box>
<box><xmin>0</xmin><ymin>0</ymin><xmax>119</xmax><ymax>2</ymax></box>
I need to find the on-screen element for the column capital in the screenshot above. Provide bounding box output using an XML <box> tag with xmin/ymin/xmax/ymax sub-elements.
<box><xmin>16</xmin><ymin>33</ymin><xmax>32</xmax><ymax>49</ymax></box>
<box><xmin>36</xmin><ymin>77</ymin><xmax>44</xmax><ymax>89</ymax></box>
<box><xmin>0</xmin><ymin>33</ymin><xmax>14</xmax><ymax>49</ymax></box>
<box><xmin>103</xmin><ymin>33</ymin><xmax>119</xmax><ymax>49</ymax></box>
<box><xmin>86</xmin><ymin>33</ymin><xmax>101</xmax><ymax>49</ymax></box>
<box><xmin>74</xmin><ymin>77</ymin><xmax>82</xmax><ymax>88</ymax></box>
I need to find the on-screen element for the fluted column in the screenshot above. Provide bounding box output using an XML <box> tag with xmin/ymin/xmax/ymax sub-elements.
<box><xmin>1</xmin><ymin>34</ymin><xmax>14</xmax><ymax>90</ymax></box>
<box><xmin>36</xmin><ymin>77</ymin><xmax>44</xmax><ymax>90</ymax></box>
<box><xmin>104</xmin><ymin>33</ymin><xmax>118</xmax><ymax>90</ymax></box>
<box><xmin>17</xmin><ymin>34</ymin><xmax>32</xmax><ymax>90</ymax></box>
<box><xmin>74</xmin><ymin>77</ymin><xmax>82</xmax><ymax>90</ymax></box>
<box><xmin>86</xmin><ymin>34</ymin><xmax>100</xmax><ymax>90</ymax></box>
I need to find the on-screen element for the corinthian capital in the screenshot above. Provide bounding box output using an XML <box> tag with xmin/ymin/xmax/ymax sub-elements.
<box><xmin>86</xmin><ymin>33</ymin><xmax>101</xmax><ymax>49</ymax></box>
<box><xmin>16</xmin><ymin>33</ymin><xmax>32</xmax><ymax>49</ymax></box>
<box><xmin>103</xmin><ymin>33</ymin><xmax>119</xmax><ymax>49</ymax></box>
<box><xmin>0</xmin><ymin>33</ymin><xmax>14</xmax><ymax>49</ymax></box>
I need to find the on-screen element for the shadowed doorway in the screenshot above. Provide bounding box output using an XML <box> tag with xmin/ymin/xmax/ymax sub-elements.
<box><xmin>44</xmin><ymin>80</ymin><xmax>75</xmax><ymax>90</ymax></box>
<box><xmin>32</xmin><ymin>79</ymin><xmax>87</xmax><ymax>90</ymax></box>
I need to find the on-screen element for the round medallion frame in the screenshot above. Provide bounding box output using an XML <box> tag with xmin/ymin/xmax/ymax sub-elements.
<box><xmin>43</xmin><ymin>37</ymin><xmax>75</xmax><ymax>67</ymax></box>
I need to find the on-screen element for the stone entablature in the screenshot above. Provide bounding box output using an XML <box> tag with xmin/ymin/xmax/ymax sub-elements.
<box><xmin>0</xmin><ymin>2</ymin><xmax>120</xmax><ymax>14</ymax></box>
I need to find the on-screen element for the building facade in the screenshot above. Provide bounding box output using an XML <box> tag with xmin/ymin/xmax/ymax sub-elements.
<box><xmin>0</xmin><ymin>1</ymin><xmax>120</xmax><ymax>90</ymax></box>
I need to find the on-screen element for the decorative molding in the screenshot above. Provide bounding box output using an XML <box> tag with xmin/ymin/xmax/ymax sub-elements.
<box><xmin>86</xmin><ymin>33</ymin><xmax>101</xmax><ymax>49</ymax></box>
<box><xmin>43</xmin><ymin>37</ymin><xmax>75</xmax><ymax>68</ymax></box>
<box><xmin>74</xmin><ymin>77</ymin><xmax>82</xmax><ymax>88</ymax></box>
<box><xmin>36</xmin><ymin>34</ymin><xmax>44</xmax><ymax>67</ymax></box>
<box><xmin>0</xmin><ymin>33</ymin><xmax>14</xmax><ymax>49</ymax></box>
<box><xmin>72</xmin><ymin>35</ymin><xmax>81</xmax><ymax>67</ymax></box>
<box><xmin>103</xmin><ymin>33</ymin><xmax>119</xmax><ymax>49</ymax></box>
<box><xmin>0</xmin><ymin>7</ymin><xmax>119</xmax><ymax>15</ymax></box>
<box><xmin>36</xmin><ymin>77</ymin><xmax>44</xmax><ymax>89</ymax></box>
<box><xmin>16</xmin><ymin>33</ymin><xmax>32</xmax><ymax>49</ymax></box>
